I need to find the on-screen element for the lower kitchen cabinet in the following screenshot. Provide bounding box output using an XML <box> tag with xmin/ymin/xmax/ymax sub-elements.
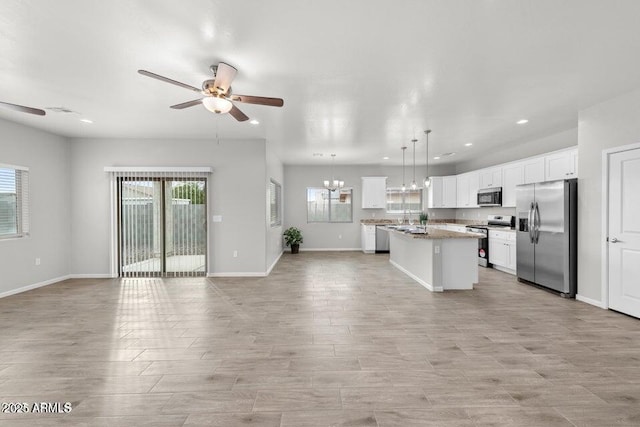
<box><xmin>489</xmin><ymin>230</ymin><xmax>516</xmax><ymax>274</ymax></box>
<box><xmin>361</xmin><ymin>224</ymin><xmax>376</xmax><ymax>254</ymax></box>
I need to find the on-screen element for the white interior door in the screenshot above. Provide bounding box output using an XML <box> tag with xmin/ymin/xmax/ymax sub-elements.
<box><xmin>608</xmin><ymin>147</ymin><xmax>640</xmax><ymax>318</ymax></box>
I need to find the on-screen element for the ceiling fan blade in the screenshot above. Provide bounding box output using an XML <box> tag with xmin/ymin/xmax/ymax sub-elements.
<box><xmin>138</xmin><ymin>70</ymin><xmax>202</xmax><ymax>93</ymax></box>
<box><xmin>229</xmin><ymin>104</ymin><xmax>249</xmax><ymax>122</ymax></box>
<box><xmin>213</xmin><ymin>62</ymin><xmax>237</xmax><ymax>94</ymax></box>
<box><xmin>0</xmin><ymin>101</ymin><xmax>46</xmax><ymax>116</ymax></box>
<box><xmin>229</xmin><ymin>94</ymin><xmax>284</xmax><ymax>107</ymax></box>
<box><xmin>170</xmin><ymin>99</ymin><xmax>203</xmax><ymax>109</ymax></box>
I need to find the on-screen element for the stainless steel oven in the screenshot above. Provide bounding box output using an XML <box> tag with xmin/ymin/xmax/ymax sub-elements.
<box><xmin>477</xmin><ymin>187</ymin><xmax>502</xmax><ymax>206</ymax></box>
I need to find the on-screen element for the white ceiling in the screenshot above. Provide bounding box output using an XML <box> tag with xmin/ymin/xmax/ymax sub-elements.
<box><xmin>2</xmin><ymin>0</ymin><xmax>640</xmax><ymax>166</ymax></box>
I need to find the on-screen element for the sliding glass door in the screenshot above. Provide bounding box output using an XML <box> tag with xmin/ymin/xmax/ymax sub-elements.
<box><xmin>118</xmin><ymin>175</ymin><xmax>206</xmax><ymax>277</ymax></box>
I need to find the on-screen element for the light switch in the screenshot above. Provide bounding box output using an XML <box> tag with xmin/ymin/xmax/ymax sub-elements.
<box><xmin>212</xmin><ymin>215</ymin><xmax>222</xmax><ymax>222</ymax></box>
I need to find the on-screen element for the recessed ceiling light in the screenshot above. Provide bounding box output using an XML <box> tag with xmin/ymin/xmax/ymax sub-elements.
<box><xmin>465</xmin><ymin>143</ymin><xmax>473</xmax><ymax>147</ymax></box>
<box><xmin>382</xmin><ymin>156</ymin><xmax>389</xmax><ymax>160</ymax></box>
<box><xmin>517</xmin><ymin>119</ymin><xmax>529</xmax><ymax>124</ymax></box>
<box><xmin>433</xmin><ymin>156</ymin><xmax>441</xmax><ymax>160</ymax></box>
<box><xmin>80</xmin><ymin>118</ymin><xmax>93</xmax><ymax>124</ymax></box>
<box><xmin>249</xmin><ymin>119</ymin><xmax>260</xmax><ymax>125</ymax></box>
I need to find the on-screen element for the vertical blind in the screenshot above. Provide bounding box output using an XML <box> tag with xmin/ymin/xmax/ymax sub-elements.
<box><xmin>0</xmin><ymin>164</ymin><xmax>29</xmax><ymax>239</ymax></box>
<box><xmin>108</xmin><ymin>168</ymin><xmax>210</xmax><ymax>278</ymax></box>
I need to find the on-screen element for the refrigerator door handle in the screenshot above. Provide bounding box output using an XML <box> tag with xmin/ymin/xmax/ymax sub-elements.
<box><xmin>534</xmin><ymin>202</ymin><xmax>541</xmax><ymax>244</ymax></box>
<box><xmin>528</xmin><ymin>203</ymin><xmax>535</xmax><ymax>243</ymax></box>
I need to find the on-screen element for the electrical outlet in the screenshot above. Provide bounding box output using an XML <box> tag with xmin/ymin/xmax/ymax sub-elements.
<box><xmin>338</xmin><ymin>234</ymin><xmax>342</xmax><ymax>239</ymax></box>
<box><xmin>233</xmin><ymin>250</ymin><xmax>238</xmax><ymax>258</ymax></box>
<box><xmin>434</xmin><ymin>246</ymin><xmax>440</xmax><ymax>254</ymax></box>
<box><xmin>35</xmin><ymin>258</ymin><xmax>41</xmax><ymax>266</ymax></box>
<box><xmin>372</xmin><ymin>213</ymin><xmax>376</xmax><ymax>218</ymax></box>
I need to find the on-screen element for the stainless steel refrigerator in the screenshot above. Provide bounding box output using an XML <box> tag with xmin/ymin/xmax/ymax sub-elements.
<box><xmin>516</xmin><ymin>179</ymin><xmax>577</xmax><ymax>297</ymax></box>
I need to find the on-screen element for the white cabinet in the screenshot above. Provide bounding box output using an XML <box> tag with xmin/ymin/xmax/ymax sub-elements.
<box><xmin>456</xmin><ymin>172</ymin><xmax>479</xmax><ymax>208</ymax></box>
<box><xmin>361</xmin><ymin>224</ymin><xmax>376</xmax><ymax>253</ymax></box>
<box><xmin>522</xmin><ymin>157</ymin><xmax>545</xmax><ymax>184</ymax></box>
<box><xmin>501</xmin><ymin>163</ymin><xmax>524</xmax><ymax>208</ymax></box>
<box><xmin>545</xmin><ymin>149</ymin><xmax>578</xmax><ymax>181</ymax></box>
<box><xmin>489</xmin><ymin>230</ymin><xmax>516</xmax><ymax>274</ymax></box>
<box><xmin>361</xmin><ymin>177</ymin><xmax>387</xmax><ymax>209</ymax></box>
<box><xmin>442</xmin><ymin>176</ymin><xmax>457</xmax><ymax>208</ymax></box>
<box><xmin>427</xmin><ymin>176</ymin><xmax>443</xmax><ymax>208</ymax></box>
<box><xmin>479</xmin><ymin>167</ymin><xmax>502</xmax><ymax>189</ymax></box>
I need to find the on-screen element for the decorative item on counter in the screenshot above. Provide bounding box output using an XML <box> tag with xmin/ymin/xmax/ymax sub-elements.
<box><xmin>283</xmin><ymin>227</ymin><xmax>303</xmax><ymax>254</ymax></box>
<box><xmin>419</xmin><ymin>212</ymin><xmax>429</xmax><ymax>225</ymax></box>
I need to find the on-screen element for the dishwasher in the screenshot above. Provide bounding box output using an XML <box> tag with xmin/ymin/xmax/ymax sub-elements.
<box><xmin>375</xmin><ymin>225</ymin><xmax>390</xmax><ymax>253</ymax></box>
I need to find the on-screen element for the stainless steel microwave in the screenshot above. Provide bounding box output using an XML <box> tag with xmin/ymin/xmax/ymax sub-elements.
<box><xmin>477</xmin><ymin>187</ymin><xmax>502</xmax><ymax>206</ymax></box>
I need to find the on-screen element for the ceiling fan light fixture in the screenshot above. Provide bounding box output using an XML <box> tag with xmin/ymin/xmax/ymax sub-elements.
<box><xmin>202</xmin><ymin>96</ymin><xmax>233</xmax><ymax>114</ymax></box>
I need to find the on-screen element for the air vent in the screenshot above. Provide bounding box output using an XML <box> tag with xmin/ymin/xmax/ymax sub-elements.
<box><xmin>440</xmin><ymin>152</ymin><xmax>456</xmax><ymax>157</ymax></box>
<box><xmin>312</xmin><ymin>153</ymin><xmax>324</xmax><ymax>157</ymax></box>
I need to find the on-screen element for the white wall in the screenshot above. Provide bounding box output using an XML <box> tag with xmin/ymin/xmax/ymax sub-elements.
<box><xmin>69</xmin><ymin>137</ymin><xmax>268</xmax><ymax>276</ymax></box>
<box><xmin>577</xmin><ymin>87</ymin><xmax>640</xmax><ymax>303</ymax></box>
<box><xmin>265</xmin><ymin>143</ymin><xmax>283</xmax><ymax>270</ymax></box>
<box><xmin>456</xmin><ymin>128</ymin><xmax>578</xmax><ymax>174</ymax></box>
<box><xmin>0</xmin><ymin>118</ymin><xmax>71</xmax><ymax>295</ymax></box>
<box><xmin>283</xmin><ymin>163</ymin><xmax>455</xmax><ymax>250</ymax></box>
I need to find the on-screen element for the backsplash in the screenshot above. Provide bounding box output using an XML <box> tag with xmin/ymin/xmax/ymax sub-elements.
<box><xmin>454</xmin><ymin>207</ymin><xmax>516</xmax><ymax>221</ymax></box>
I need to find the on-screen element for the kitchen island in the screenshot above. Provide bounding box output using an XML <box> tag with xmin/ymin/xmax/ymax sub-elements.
<box><xmin>387</xmin><ymin>227</ymin><xmax>483</xmax><ymax>292</ymax></box>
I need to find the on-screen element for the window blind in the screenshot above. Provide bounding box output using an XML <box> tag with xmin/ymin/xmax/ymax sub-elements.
<box><xmin>0</xmin><ymin>164</ymin><xmax>29</xmax><ymax>239</ymax></box>
<box><xmin>107</xmin><ymin>168</ymin><xmax>210</xmax><ymax>278</ymax></box>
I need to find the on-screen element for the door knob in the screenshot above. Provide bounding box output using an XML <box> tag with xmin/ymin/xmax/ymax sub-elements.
<box><xmin>610</xmin><ymin>237</ymin><xmax>619</xmax><ymax>243</ymax></box>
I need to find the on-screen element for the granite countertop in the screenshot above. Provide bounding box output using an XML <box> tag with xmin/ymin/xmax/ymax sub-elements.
<box><xmin>385</xmin><ymin>226</ymin><xmax>484</xmax><ymax>240</ymax></box>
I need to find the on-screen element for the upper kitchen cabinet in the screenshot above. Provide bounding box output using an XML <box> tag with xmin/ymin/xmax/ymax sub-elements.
<box><xmin>427</xmin><ymin>176</ymin><xmax>443</xmax><ymax>208</ymax></box>
<box><xmin>545</xmin><ymin>148</ymin><xmax>578</xmax><ymax>181</ymax></box>
<box><xmin>479</xmin><ymin>167</ymin><xmax>502</xmax><ymax>189</ymax></box>
<box><xmin>361</xmin><ymin>177</ymin><xmax>387</xmax><ymax>209</ymax></box>
<box><xmin>442</xmin><ymin>176</ymin><xmax>457</xmax><ymax>208</ymax></box>
<box><xmin>522</xmin><ymin>157</ymin><xmax>545</xmax><ymax>184</ymax></box>
<box><xmin>456</xmin><ymin>171</ymin><xmax>479</xmax><ymax>208</ymax></box>
<box><xmin>428</xmin><ymin>175</ymin><xmax>456</xmax><ymax>208</ymax></box>
<box><xmin>501</xmin><ymin>163</ymin><xmax>524</xmax><ymax>207</ymax></box>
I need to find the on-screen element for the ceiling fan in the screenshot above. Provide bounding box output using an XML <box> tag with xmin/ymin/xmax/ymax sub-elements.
<box><xmin>137</xmin><ymin>62</ymin><xmax>284</xmax><ymax>122</ymax></box>
<box><xmin>0</xmin><ymin>101</ymin><xmax>45</xmax><ymax>116</ymax></box>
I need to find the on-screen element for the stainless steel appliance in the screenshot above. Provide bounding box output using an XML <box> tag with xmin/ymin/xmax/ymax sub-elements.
<box><xmin>516</xmin><ymin>179</ymin><xmax>577</xmax><ymax>297</ymax></box>
<box><xmin>466</xmin><ymin>215</ymin><xmax>514</xmax><ymax>267</ymax></box>
<box><xmin>466</xmin><ymin>226</ymin><xmax>489</xmax><ymax>267</ymax></box>
<box><xmin>477</xmin><ymin>187</ymin><xmax>502</xmax><ymax>206</ymax></box>
<box><xmin>375</xmin><ymin>225</ymin><xmax>390</xmax><ymax>253</ymax></box>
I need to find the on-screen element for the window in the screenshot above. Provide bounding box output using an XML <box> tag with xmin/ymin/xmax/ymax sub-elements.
<box><xmin>386</xmin><ymin>187</ymin><xmax>422</xmax><ymax>214</ymax></box>
<box><xmin>270</xmin><ymin>179</ymin><xmax>282</xmax><ymax>227</ymax></box>
<box><xmin>0</xmin><ymin>164</ymin><xmax>29</xmax><ymax>239</ymax></box>
<box><xmin>307</xmin><ymin>187</ymin><xmax>352</xmax><ymax>223</ymax></box>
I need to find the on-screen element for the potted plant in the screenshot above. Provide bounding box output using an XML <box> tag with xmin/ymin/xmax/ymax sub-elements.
<box><xmin>419</xmin><ymin>212</ymin><xmax>429</xmax><ymax>225</ymax></box>
<box><xmin>283</xmin><ymin>227</ymin><xmax>303</xmax><ymax>254</ymax></box>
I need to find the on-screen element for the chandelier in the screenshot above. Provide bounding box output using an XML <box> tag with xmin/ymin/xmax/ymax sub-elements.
<box><xmin>323</xmin><ymin>154</ymin><xmax>344</xmax><ymax>191</ymax></box>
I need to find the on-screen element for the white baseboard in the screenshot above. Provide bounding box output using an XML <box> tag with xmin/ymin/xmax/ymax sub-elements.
<box><xmin>69</xmin><ymin>274</ymin><xmax>115</xmax><ymax>279</ymax></box>
<box><xmin>298</xmin><ymin>248</ymin><xmax>361</xmax><ymax>252</ymax></box>
<box><xmin>492</xmin><ymin>265</ymin><xmax>516</xmax><ymax>276</ymax></box>
<box><xmin>0</xmin><ymin>274</ymin><xmax>71</xmax><ymax>299</ymax></box>
<box><xmin>266</xmin><ymin>251</ymin><xmax>283</xmax><ymax>275</ymax></box>
<box><xmin>576</xmin><ymin>294</ymin><xmax>607</xmax><ymax>309</ymax></box>
<box><xmin>389</xmin><ymin>259</ymin><xmax>443</xmax><ymax>292</ymax></box>
<box><xmin>207</xmin><ymin>272</ymin><xmax>267</xmax><ymax>278</ymax></box>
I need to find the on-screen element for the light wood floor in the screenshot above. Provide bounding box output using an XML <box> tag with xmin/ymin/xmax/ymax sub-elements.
<box><xmin>1</xmin><ymin>251</ymin><xmax>639</xmax><ymax>426</ymax></box>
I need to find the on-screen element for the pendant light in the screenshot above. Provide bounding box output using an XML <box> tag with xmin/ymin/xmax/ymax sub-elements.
<box><xmin>323</xmin><ymin>153</ymin><xmax>344</xmax><ymax>192</ymax></box>
<box><xmin>411</xmin><ymin>138</ymin><xmax>418</xmax><ymax>190</ymax></box>
<box><xmin>401</xmin><ymin>146</ymin><xmax>407</xmax><ymax>192</ymax></box>
<box><xmin>424</xmin><ymin>129</ymin><xmax>432</xmax><ymax>188</ymax></box>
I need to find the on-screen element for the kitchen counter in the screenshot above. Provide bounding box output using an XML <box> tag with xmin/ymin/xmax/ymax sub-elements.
<box><xmin>388</xmin><ymin>226</ymin><xmax>482</xmax><ymax>292</ymax></box>
<box><xmin>385</xmin><ymin>226</ymin><xmax>484</xmax><ymax>239</ymax></box>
